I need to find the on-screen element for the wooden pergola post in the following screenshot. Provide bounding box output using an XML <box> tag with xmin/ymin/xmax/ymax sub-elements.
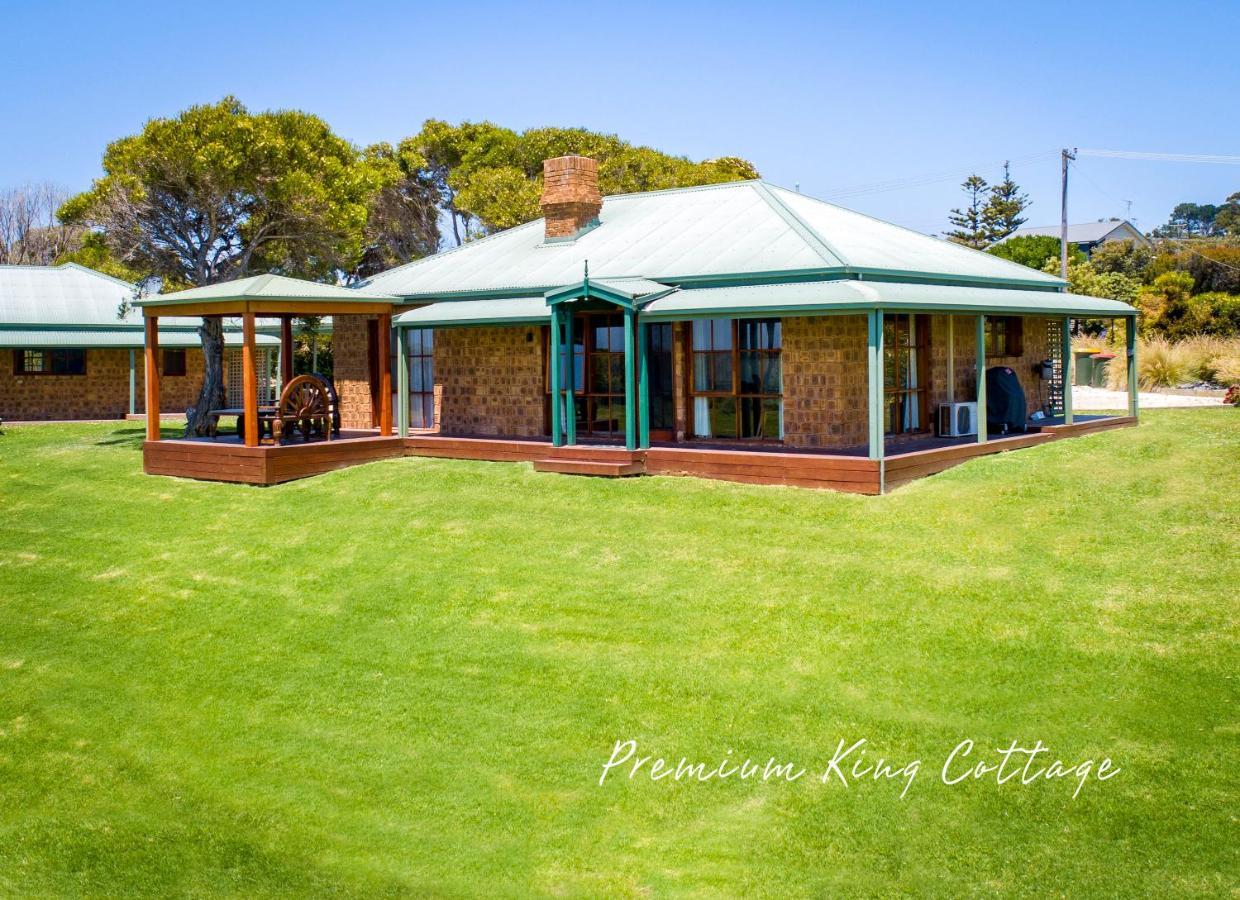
<box><xmin>144</xmin><ymin>316</ymin><xmax>160</xmax><ymax>441</ymax></box>
<box><xmin>623</xmin><ymin>308</ymin><xmax>637</xmax><ymax>451</ymax></box>
<box><xmin>549</xmin><ymin>304</ymin><xmax>563</xmax><ymax>447</ymax></box>
<box><xmin>378</xmin><ymin>312</ymin><xmax>393</xmax><ymax>436</ymax></box>
<box><xmin>280</xmin><ymin>315</ymin><xmax>294</xmax><ymax>388</ymax></box>
<box><xmin>975</xmin><ymin>315</ymin><xmax>988</xmax><ymax>445</ymax></box>
<box><xmin>242</xmin><ymin>313</ymin><xmax>259</xmax><ymax>447</ymax></box>
<box><xmin>1061</xmin><ymin>317</ymin><xmax>1074</xmax><ymax>424</ymax></box>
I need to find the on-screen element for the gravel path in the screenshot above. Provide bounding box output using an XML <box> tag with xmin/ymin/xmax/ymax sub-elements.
<box><xmin>1072</xmin><ymin>385</ymin><xmax>1226</xmax><ymax>410</ymax></box>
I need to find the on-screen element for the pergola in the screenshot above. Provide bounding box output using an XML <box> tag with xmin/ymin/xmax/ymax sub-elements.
<box><xmin>135</xmin><ymin>274</ymin><xmax>400</xmax><ymax>446</ymax></box>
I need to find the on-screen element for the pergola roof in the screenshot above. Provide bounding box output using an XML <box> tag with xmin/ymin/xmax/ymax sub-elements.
<box><xmin>136</xmin><ymin>274</ymin><xmax>399</xmax><ymax>316</ymax></box>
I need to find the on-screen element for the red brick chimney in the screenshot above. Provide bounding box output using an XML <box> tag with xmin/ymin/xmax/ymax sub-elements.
<box><xmin>540</xmin><ymin>156</ymin><xmax>602</xmax><ymax>240</ymax></box>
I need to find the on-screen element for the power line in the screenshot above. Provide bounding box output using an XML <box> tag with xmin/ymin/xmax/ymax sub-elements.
<box><xmin>822</xmin><ymin>149</ymin><xmax>1059</xmax><ymax>200</ymax></box>
<box><xmin>1079</xmin><ymin>149</ymin><xmax>1240</xmax><ymax>165</ymax></box>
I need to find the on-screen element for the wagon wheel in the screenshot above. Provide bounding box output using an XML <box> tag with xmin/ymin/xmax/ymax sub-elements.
<box><xmin>278</xmin><ymin>375</ymin><xmax>330</xmax><ymax>443</ymax></box>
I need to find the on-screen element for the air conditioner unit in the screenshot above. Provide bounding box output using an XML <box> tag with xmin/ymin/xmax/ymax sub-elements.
<box><xmin>937</xmin><ymin>402</ymin><xmax>978</xmax><ymax>437</ymax></box>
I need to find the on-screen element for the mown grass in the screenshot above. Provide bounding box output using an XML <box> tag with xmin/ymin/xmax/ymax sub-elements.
<box><xmin>0</xmin><ymin>410</ymin><xmax>1237</xmax><ymax>897</ymax></box>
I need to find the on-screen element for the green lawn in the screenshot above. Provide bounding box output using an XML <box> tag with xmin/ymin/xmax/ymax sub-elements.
<box><xmin>1</xmin><ymin>411</ymin><xmax>1236</xmax><ymax>897</ymax></box>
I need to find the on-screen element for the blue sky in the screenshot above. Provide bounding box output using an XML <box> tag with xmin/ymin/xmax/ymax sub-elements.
<box><xmin>2</xmin><ymin>0</ymin><xmax>1237</xmax><ymax>237</ymax></box>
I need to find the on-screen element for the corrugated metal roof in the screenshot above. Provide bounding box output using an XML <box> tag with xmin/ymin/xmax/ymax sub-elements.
<box><xmin>640</xmin><ymin>280</ymin><xmax>1136</xmax><ymax>320</ymax></box>
<box><xmin>583</xmin><ymin>277</ymin><xmax>672</xmax><ymax>299</ymax></box>
<box><xmin>0</xmin><ymin>328</ymin><xmax>279</xmax><ymax>348</ymax></box>
<box><xmin>395</xmin><ymin>298</ymin><xmax>550</xmax><ymax>327</ymax></box>
<box><xmin>1005</xmin><ymin>220</ymin><xmax>1150</xmax><ymax>245</ymax></box>
<box><xmin>362</xmin><ymin>180</ymin><xmax>1065</xmax><ymax>299</ymax></box>
<box><xmin>136</xmin><ymin>273</ymin><xmax>397</xmax><ymax>307</ymax></box>
<box><xmin>0</xmin><ymin>263</ymin><xmax>138</xmax><ymax>325</ymax></box>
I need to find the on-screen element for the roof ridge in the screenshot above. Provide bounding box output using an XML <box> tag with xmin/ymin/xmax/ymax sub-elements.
<box><xmin>600</xmin><ymin>178</ymin><xmax>762</xmax><ymax>201</ymax></box>
<box><xmin>751</xmin><ymin>181</ymin><xmax>848</xmax><ymax>268</ymax></box>
<box><xmin>55</xmin><ymin>262</ymin><xmax>138</xmax><ymax>290</ymax></box>
<box><xmin>765</xmin><ymin>184</ymin><xmax>1064</xmax><ymax>286</ymax></box>
<box><xmin>360</xmin><ymin>219</ymin><xmax>546</xmax><ymax>288</ymax></box>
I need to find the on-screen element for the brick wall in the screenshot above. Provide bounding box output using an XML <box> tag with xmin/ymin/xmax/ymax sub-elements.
<box><xmin>782</xmin><ymin>314</ymin><xmax>870</xmax><ymax>449</ymax></box>
<box><xmin>333</xmin><ymin>314</ymin><xmax>374</xmax><ymax>430</ymax></box>
<box><xmin>927</xmin><ymin>315</ymin><xmax>1054</xmax><ymax>417</ymax></box>
<box><xmin>1</xmin><ymin>347</ymin><xmax>204</xmax><ymax>421</ymax></box>
<box><xmin>433</xmin><ymin>326</ymin><xmax>545</xmax><ymax>436</ymax></box>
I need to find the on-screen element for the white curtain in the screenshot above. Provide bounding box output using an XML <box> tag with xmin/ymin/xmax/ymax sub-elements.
<box><xmin>693</xmin><ymin>397</ymin><xmax>712</xmax><ymax>438</ymax></box>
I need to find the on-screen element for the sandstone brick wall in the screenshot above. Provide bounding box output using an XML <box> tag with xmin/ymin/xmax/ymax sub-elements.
<box><xmin>333</xmin><ymin>314</ymin><xmax>375</xmax><ymax>430</ymax></box>
<box><xmin>1</xmin><ymin>347</ymin><xmax>204</xmax><ymax>421</ymax></box>
<box><xmin>433</xmin><ymin>326</ymin><xmax>544</xmax><ymax>436</ymax></box>
<box><xmin>928</xmin><ymin>315</ymin><xmax>1054</xmax><ymax>417</ymax></box>
<box><xmin>782</xmin><ymin>314</ymin><xmax>870</xmax><ymax>449</ymax></box>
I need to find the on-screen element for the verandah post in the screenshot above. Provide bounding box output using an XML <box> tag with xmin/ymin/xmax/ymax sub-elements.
<box><xmin>550</xmin><ymin>304</ymin><xmax>563</xmax><ymax>447</ymax></box>
<box><xmin>637</xmin><ymin>315</ymin><xmax>650</xmax><ymax>450</ymax></box>
<box><xmin>623</xmin><ymin>308</ymin><xmax>637</xmax><ymax>451</ymax></box>
<box><xmin>975</xmin><ymin>315</ymin><xmax>987</xmax><ymax>444</ymax></box>
<box><xmin>378</xmin><ymin>312</ymin><xmax>393</xmax><ymax>436</ymax></box>
<box><xmin>866</xmin><ymin>309</ymin><xmax>884</xmax><ymax>462</ymax></box>
<box><xmin>396</xmin><ymin>323</ymin><xmax>409</xmax><ymax>437</ymax></box>
<box><xmin>564</xmin><ymin>305</ymin><xmax>577</xmax><ymax>445</ymax></box>
<box><xmin>1126</xmin><ymin>314</ymin><xmax>1139</xmax><ymax>419</ymax></box>
<box><xmin>242</xmin><ymin>312</ymin><xmax>259</xmax><ymax>448</ymax></box>
<box><xmin>144</xmin><ymin>315</ymin><xmax>160</xmax><ymax>442</ymax></box>
<box><xmin>1061</xmin><ymin>317</ymin><xmax>1074</xmax><ymax>424</ymax></box>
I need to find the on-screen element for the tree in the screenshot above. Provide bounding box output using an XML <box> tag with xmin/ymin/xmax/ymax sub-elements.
<box><xmin>1087</xmin><ymin>239</ymin><xmax>1153</xmax><ymax>280</ymax></box>
<box><xmin>945</xmin><ymin>175</ymin><xmax>990</xmax><ymax>248</ymax></box>
<box><xmin>1214</xmin><ymin>191</ymin><xmax>1240</xmax><ymax>235</ymax></box>
<box><xmin>1154</xmin><ymin>201</ymin><xmax>1220</xmax><ymax>237</ymax></box>
<box><xmin>987</xmin><ymin>234</ymin><xmax>1079</xmax><ymax>271</ymax></box>
<box><xmin>55</xmin><ymin>232</ymin><xmax>146</xmax><ymax>284</ymax></box>
<box><xmin>0</xmin><ymin>183</ymin><xmax>82</xmax><ymax>265</ymax></box>
<box><xmin>401</xmin><ymin>121</ymin><xmax>760</xmax><ymax>240</ymax></box>
<box><xmin>982</xmin><ymin>161</ymin><xmax>1030</xmax><ymax>243</ymax></box>
<box><xmin>59</xmin><ymin>97</ymin><xmax>396</xmax><ymax>435</ymax></box>
<box><xmin>354</xmin><ymin>142</ymin><xmax>441</xmax><ymax>280</ymax></box>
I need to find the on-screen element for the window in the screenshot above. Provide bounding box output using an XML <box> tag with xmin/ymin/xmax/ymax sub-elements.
<box><xmin>986</xmin><ymin>316</ymin><xmax>1024</xmax><ymax>357</ymax></box>
<box><xmin>647</xmin><ymin>322</ymin><xmax>674</xmax><ymax>432</ymax></box>
<box><xmin>406</xmin><ymin>328</ymin><xmax>435</xmax><ymax>429</ymax></box>
<box><xmin>13</xmin><ymin>348</ymin><xmax>86</xmax><ymax>375</ymax></box>
<box><xmin>162</xmin><ymin>349</ymin><xmax>187</xmax><ymax>377</ymax></box>
<box><xmin>884</xmin><ymin>314</ymin><xmax>929</xmax><ymax>435</ymax></box>
<box><xmin>689</xmin><ymin>318</ymin><xmax>782</xmax><ymax>440</ymax></box>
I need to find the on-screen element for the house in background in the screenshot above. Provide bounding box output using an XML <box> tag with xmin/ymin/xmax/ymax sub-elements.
<box><xmin>0</xmin><ymin>263</ymin><xmax>277</xmax><ymax>421</ymax></box>
<box><xmin>1002</xmin><ymin>219</ymin><xmax>1151</xmax><ymax>258</ymax></box>
<box><xmin>136</xmin><ymin>156</ymin><xmax>1139</xmax><ymax>493</ymax></box>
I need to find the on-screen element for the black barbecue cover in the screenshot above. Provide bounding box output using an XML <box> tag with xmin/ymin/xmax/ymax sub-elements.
<box><xmin>985</xmin><ymin>366</ymin><xmax>1027</xmax><ymax>433</ymax></box>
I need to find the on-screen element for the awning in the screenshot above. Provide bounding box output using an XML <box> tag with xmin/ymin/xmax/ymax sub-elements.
<box><xmin>394</xmin><ymin>297</ymin><xmax>551</xmax><ymax>328</ymax></box>
<box><xmin>639</xmin><ymin>280</ymin><xmax>1137</xmax><ymax>320</ymax></box>
<box><xmin>0</xmin><ymin>327</ymin><xmax>280</xmax><ymax>349</ymax></box>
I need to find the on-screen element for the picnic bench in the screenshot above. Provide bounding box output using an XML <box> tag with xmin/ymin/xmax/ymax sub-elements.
<box><xmin>210</xmin><ymin>373</ymin><xmax>341</xmax><ymax>444</ymax></box>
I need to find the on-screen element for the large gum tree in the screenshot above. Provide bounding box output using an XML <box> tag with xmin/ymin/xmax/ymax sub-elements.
<box><xmin>59</xmin><ymin>97</ymin><xmax>397</xmax><ymax>436</ymax></box>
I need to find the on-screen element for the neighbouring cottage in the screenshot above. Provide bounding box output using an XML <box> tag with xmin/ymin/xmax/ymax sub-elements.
<box><xmin>134</xmin><ymin>156</ymin><xmax>1139</xmax><ymax>493</ymax></box>
<box><xmin>1002</xmin><ymin>219</ymin><xmax>1151</xmax><ymax>258</ymax></box>
<box><xmin>0</xmin><ymin>263</ymin><xmax>277</xmax><ymax>421</ymax></box>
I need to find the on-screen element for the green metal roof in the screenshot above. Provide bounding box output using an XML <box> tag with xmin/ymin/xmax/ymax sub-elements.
<box><xmin>0</xmin><ymin>327</ymin><xmax>279</xmax><ymax>349</ymax></box>
<box><xmin>640</xmin><ymin>280</ymin><xmax>1136</xmax><ymax>321</ymax></box>
<box><xmin>361</xmin><ymin>180</ymin><xmax>1066</xmax><ymax>300</ymax></box>
<box><xmin>0</xmin><ymin>263</ymin><xmax>138</xmax><ymax>325</ymax></box>
<box><xmin>136</xmin><ymin>273</ymin><xmax>397</xmax><ymax>307</ymax></box>
<box><xmin>395</xmin><ymin>298</ymin><xmax>551</xmax><ymax>328</ymax></box>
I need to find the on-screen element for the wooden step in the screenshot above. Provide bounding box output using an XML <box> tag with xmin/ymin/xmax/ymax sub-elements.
<box><xmin>533</xmin><ymin>457</ymin><xmax>646</xmax><ymax>477</ymax></box>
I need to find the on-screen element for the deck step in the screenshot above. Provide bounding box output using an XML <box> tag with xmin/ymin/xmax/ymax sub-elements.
<box><xmin>533</xmin><ymin>457</ymin><xmax>646</xmax><ymax>477</ymax></box>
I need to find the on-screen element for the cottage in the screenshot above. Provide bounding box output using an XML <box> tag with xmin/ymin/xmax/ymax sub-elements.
<box><xmin>0</xmin><ymin>263</ymin><xmax>278</xmax><ymax>421</ymax></box>
<box><xmin>136</xmin><ymin>156</ymin><xmax>1138</xmax><ymax>493</ymax></box>
<box><xmin>1002</xmin><ymin>219</ymin><xmax>1151</xmax><ymax>258</ymax></box>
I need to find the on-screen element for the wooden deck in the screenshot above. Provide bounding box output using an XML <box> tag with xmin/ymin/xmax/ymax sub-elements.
<box><xmin>143</xmin><ymin>431</ymin><xmax>405</xmax><ymax>485</ymax></box>
<box><xmin>143</xmin><ymin>416</ymin><xmax>1136</xmax><ymax>491</ymax></box>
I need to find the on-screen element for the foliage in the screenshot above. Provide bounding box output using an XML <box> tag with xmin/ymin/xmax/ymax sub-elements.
<box><xmin>0</xmin><ymin>182</ymin><xmax>81</xmax><ymax>265</ymax></box>
<box><xmin>1</xmin><ymin>414</ymin><xmax>1237</xmax><ymax>895</ymax></box>
<box><xmin>1225</xmin><ymin>384</ymin><xmax>1240</xmax><ymax>406</ymax></box>
<box><xmin>981</xmin><ymin>161</ymin><xmax>1029</xmax><ymax>242</ymax></box>
<box><xmin>54</xmin><ymin>231</ymin><xmax>146</xmax><ymax>285</ymax></box>
<box><xmin>355</xmin><ymin>142</ymin><xmax>441</xmax><ymax>280</ymax></box>
<box><xmin>401</xmin><ymin>120</ymin><xmax>760</xmax><ymax>239</ymax></box>
<box><xmin>988</xmin><ymin>234</ymin><xmax>1080</xmax><ymax>271</ymax></box>
<box><xmin>1134</xmin><ymin>272</ymin><xmax>1240</xmax><ymax>339</ymax></box>
<box><xmin>944</xmin><ymin>174</ymin><xmax>990</xmax><ymax>248</ymax></box>
<box><xmin>1046</xmin><ymin>257</ymin><xmax>1142</xmax><ymax>305</ymax></box>
<box><xmin>1152</xmin><ymin>201</ymin><xmax>1220</xmax><ymax>238</ymax></box>
<box><xmin>1099</xmin><ymin>335</ymin><xmax>1240</xmax><ymax>391</ymax></box>
<box><xmin>1088</xmin><ymin>239</ymin><xmax>1153</xmax><ymax>280</ymax></box>
<box><xmin>1215</xmin><ymin>192</ymin><xmax>1240</xmax><ymax>236</ymax></box>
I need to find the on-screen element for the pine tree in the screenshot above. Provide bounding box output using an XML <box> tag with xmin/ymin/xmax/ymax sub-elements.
<box><xmin>945</xmin><ymin>175</ymin><xmax>991</xmax><ymax>248</ymax></box>
<box><xmin>983</xmin><ymin>161</ymin><xmax>1030</xmax><ymax>243</ymax></box>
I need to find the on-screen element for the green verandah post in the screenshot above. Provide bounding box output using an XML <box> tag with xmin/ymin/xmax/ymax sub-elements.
<box><xmin>976</xmin><ymin>315</ymin><xmax>988</xmax><ymax>444</ymax></box>
<box><xmin>128</xmin><ymin>349</ymin><xmax>136</xmax><ymax>416</ymax></box>
<box><xmin>867</xmin><ymin>309</ymin><xmax>884</xmax><ymax>463</ymax></box>
<box><xmin>564</xmin><ymin>304</ymin><xmax>577</xmax><ymax>446</ymax></box>
<box><xmin>623</xmin><ymin>308</ymin><xmax>637</xmax><ymax>451</ymax></box>
<box><xmin>1126</xmin><ymin>314</ymin><xmax>1139</xmax><ymax>418</ymax></box>
<box><xmin>549</xmin><ymin>303</ymin><xmax>562</xmax><ymax>446</ymax></box>
<box><xmin>637</xmin><ymin>315</ymin><xmax>650</xmax><ymax>450</ymax></box>
<box><xmin>396</xmin><ymin>323</ymin><xmax>409</xmax><ymax>437</ymax></box>
<box><xmin>1061</xmin><ymin>317</ymin><xmax>1074</xmax><ymax>425</ymax></box>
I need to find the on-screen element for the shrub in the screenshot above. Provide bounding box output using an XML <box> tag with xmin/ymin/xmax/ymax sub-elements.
<box><xmin>1103</xmin><ymin>335</ymin><xmax>1240</xmax><ymax>390</ymax></box>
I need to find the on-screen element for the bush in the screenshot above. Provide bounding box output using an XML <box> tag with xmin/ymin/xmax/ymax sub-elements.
<box><xmin>1102</xmin><ymin>335</ymin><xmax>1240</xmax><ymax>390</ymax></box>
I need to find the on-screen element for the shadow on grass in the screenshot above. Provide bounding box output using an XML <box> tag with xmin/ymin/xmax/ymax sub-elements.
<box><xmin>95</xmin><ymin>426</ymin><xmax>184</xmax><ymax>447</ymax></box>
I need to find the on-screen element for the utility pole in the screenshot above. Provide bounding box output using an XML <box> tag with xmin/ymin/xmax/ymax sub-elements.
<box><xmin>1060</xmin><ymin>148</ymin><xmax>1077</xmax><ymax>279</ymax></box>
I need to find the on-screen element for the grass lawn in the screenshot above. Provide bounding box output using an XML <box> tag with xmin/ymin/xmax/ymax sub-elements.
<box><xmin>0</xmin><ymin>410</ymin><xmax>1236</xmax><ymax>897</ymax></box>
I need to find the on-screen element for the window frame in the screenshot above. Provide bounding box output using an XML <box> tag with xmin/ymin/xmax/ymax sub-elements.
<box><xmin>162</xmin><ymin>348</ymin><xmax>187</xmax><ymax>377</ymax></box>
<box><xmin>883</xmin><ymin>313</ymin><xmax>931</xmax><ymax>436</ymax></box>
<box><xmin>13</xmin><ymin>348</ymin><xmax>87</xmax><ymax>376</ymax></box>
<box><xmin>686</xmin><ymin>317</ymin><xmax>783</xmax><ymax>442</ymax></box>
<box><xmin>544</xmin><ymin>310</ymin><xmax>630</xmax><ymax>438</ymax></box>
<box><xmin>985</xmin><ymin>316</ymin><xmax>1024</xmax><ymax>358</ymax></box>
<box><xmin>406</xmin><ymin>328</ymin><xmax>435</xmax><ymax>429</ymax></box>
